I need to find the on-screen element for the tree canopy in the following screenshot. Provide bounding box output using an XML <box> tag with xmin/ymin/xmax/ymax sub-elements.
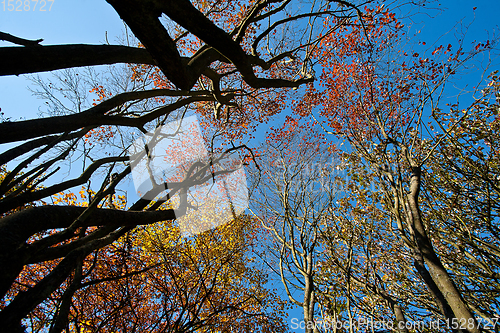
<box><xmin>0</xmin><ymin>0</ymin><xmax>366</xmax><ymax>331</ymax></box>
<box><xmin>1</xmin><ymin>0</ymin><xmax>499</xmax><ymax>332</ymax></box>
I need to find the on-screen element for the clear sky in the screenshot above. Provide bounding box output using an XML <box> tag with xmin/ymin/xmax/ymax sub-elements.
<box><xmin>0</xmin><ymin>0</ymin><xmax>124</xmax><ymax>121</ymax></box>
<box><xmin>1</xmin><ymin>1</ymin><xmax>499</xmax><ymax>332</ymax></box>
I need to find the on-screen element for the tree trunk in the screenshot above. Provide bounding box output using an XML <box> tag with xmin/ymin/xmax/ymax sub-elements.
<box><xmin>408</xmin><ymin>166</ymin><xmax>478</xmax><ymax>333</ymax></box>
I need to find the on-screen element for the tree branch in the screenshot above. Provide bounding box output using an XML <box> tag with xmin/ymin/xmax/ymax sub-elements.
<box><xmin>0</xmin><ymin>44</ymin><xmax>157</xmax><ymax>77</ymax></box>
<box><xmin>0</xmin><ymin>31</ymin><xmax>43</xmax><ymax>47</ymax></box>
<box><xmin>0</xmin><ymin>91</ymin><xmax>211</xmax><ymax>144</ymax></box>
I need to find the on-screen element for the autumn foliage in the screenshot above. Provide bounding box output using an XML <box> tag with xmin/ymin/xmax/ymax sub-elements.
<box><xmin>1</xmin><ymin>0</ymin><xmax>499</xmax><ymax>332</ymax></box>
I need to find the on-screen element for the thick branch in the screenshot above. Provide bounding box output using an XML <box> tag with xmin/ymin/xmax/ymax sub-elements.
<box><xmin>106</xmin><ymin>0</ymin><xmax>190</xmax><ymax>89</ymax></box>
<box><xmin>0</xmin><ymin>31</ymin><xmax>43</xmax><ymax>47</ymax></box>
<box><xmin>0</xmin><ymin>205</ymin><xmax>176</xmax><ymax>261</ymax></box>
<box><xmin>106</xmin><ymin>0</ymin><xmax>313</xmax><ymax>91</ymax></box>
<box><xmin>0</xmin><ymin>92</ymin><xmax>210</xmax><ymax>144</ymax></box>
<box><xmin>0</xmin><ymin>226</ymin><xmax>132</xmax><ymax>331</ymax></box>
<box><xmin>0</xmin><ymin>128</ymin><xmax>91</xmax><ymax>165</ymax></box>
<box><xmin>159</xmin><ymin>0</ymin><xmax>314</xmax><ymax>89</ymax></box>
<box><xmin>0</xmin><ymin>44</ymin><xmax>156</xmax><ymax>76</ymax></box>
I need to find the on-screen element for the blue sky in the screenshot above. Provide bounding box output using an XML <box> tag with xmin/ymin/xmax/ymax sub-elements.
<box><xmin>0</xmin><ymin>0</ymin><xmax>124</xmax><ymax>121</ymax></box>
<box><xmin>1</xmin><ymin>1</ymin><xmax>499</xmax><ymax>332</ymax></box>
<box><xmin>1</xmin><ymin>1</ymin><xmax>499</xmax><ymax>124</ymax></box>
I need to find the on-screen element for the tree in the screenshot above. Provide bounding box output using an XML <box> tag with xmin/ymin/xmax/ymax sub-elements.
<box><xmin>420</xmin><ymin>72</ymin><xmax>500</xmax><ymax>324</ymax></box>
<box><xmin>254</xmin><ymin>120</ymin><xmax>417</xmax><ymax>332</ymax></box>
<box><xmin>132</xmin><ymin>215</ymin><xmax>288</xmax><ymax>333</ymax></box>
<box><xmin>0</xmin><ymin>0</ymin><xmax>370</xmax><ymax>331</ymax></box>
<box><xmin>7</xmin><ymin>186</ymin><xmax>284</xmax><ymax>332</ymax></box>
<box><xmin>250</xmin><ymin>120</ymin><xmax>339</xmax><ymax>333</ymax></box>
<box><xmin>298</xmin><ymin>5</ymin><xmax>499</xmax><ymax>331</ymax></box>
<box><xmin>318</xmin><ymin>155</ymin><xmax>419</xmax><ymax>332</ymax></box>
